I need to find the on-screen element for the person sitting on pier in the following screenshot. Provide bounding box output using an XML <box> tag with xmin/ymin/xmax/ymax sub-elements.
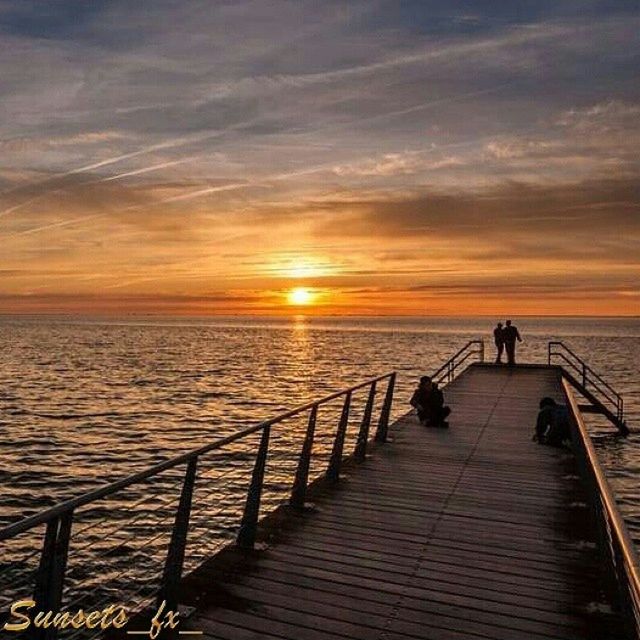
<box><xmin>534</xmin><ymin>397</ymin><xmax>571</xmax><ymax>447</ymax></box>
<box><xmin>493</xmin><ymin>322</ymin><xmax>505</xmax><ymax>363</ymax></box>
<box><xmin>503</xmin><ymin>319</ymin><xmax>523</xmax><ymax>365</ymax></box>
<box><xmin>410</xmin><ymin>376</ymin><xmax>451</xmax><ymax>428</ymax></box>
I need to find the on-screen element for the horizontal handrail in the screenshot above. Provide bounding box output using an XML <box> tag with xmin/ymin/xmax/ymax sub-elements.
<box><xmin>550</xmin><ymin>341</ymin><xmax>620</xmax><ymax>397</ymax></box>
<box><xmin>0</xmin><ymin>371</ymin><xmax>394</xmax><ymax>541</ymax></box>
<box><xmin>563</xmin><ymin>380</ymin><xmax>640</xmax><ymax>636</ymax></box>
<box><xmin>0</xmin><ymin>371</ymin><xmax>397</xmax><ymax>635</ymax></box>
<box><xmin>548</xmin><ymin>341</ymin><xmax>625</xmax><ymax>427</ymax></box>
<box><xmin>552</xmin><ymin>352</ymin><xmax>620</xmax><ymax>407</ymax></box>
<box><xmin>432</xmin><ymin>340</ymin><xmax>485</xmax><ymax>385</ymax></box>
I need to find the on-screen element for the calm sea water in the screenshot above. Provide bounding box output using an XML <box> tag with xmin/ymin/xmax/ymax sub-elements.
<box><xmin>0</xmin><ymin>315</ymin><xmax>639</xmax><ymax>619</ymax></box>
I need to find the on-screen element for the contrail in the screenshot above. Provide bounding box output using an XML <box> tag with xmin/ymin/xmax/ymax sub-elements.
<box><xmin>0</xmin><ymin>118</ymin><xmax>259</xmax><ymax>216</ymax></box>
<box><xmin>259</xmin><ymin>22</ymin><xmax>571</xmax><ymax>88</ymax></box>
<box><xmin>98</xmin><ymin>157</ymin><xmax>197</xmax><ymax>182</ymax></box>
<box><xmin>4</xmin><ymin>166</ymin><xmax>316</xmax><ymax>239</ymax></box>
<box><xmin>347</xmin><ymin>83</ymin><xmax>516</xmax><ymax>127</ymax></box>
<box><xmin>0</xmin><ymin>196</ymin><xmax>42</xmax><ymax>219</ymax></box>
<box><xmin>0</xmin><ymin>23</ymin><xmax>539</xmax><ymax>209</ymax></box>
<box><xmin>5</xmin><ymin>182</ymin><xmax>253</xmax><ymax>239</ymax></box>
<box><xmin>157</xmin><ymin>182</ymin><xmax>250</xmax><ymax>204</ymax></box>
<box><xmin>10</xmin><ymin>214</ymin><xmax>103</xmax><ymax>237</ymax></box>
<box><xmin>0</xmin><ymin>150</ymin><xmax>181</xmax><ymax>218</ymax></box>
<box><xmin>0</xmin><ymin>60</ymin><xmax>517</xmax><ymax>223</ymax></box>
<box><xmin>0</xmin><ymin>156</ymin><xmax>200</xmax><ymax>220</ymax></box>
<box><xmin>0</xmin><ymin>137</ymin><xmax>191</xmax><ymax>198</ymax></box>
<box><xmin>3</xmin><ymin>79</ymin><xmax>530</xmax><ymax>237</ymax></box>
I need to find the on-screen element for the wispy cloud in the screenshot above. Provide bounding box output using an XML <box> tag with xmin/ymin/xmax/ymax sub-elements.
<box><xmin>0</xmin><ymin>0</ymin><xmax>639</xmax><ymax>314</ymax></box>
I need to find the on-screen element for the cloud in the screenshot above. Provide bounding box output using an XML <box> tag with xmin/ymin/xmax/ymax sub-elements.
<box><xmin>333</xmin><ymin>152</ymin><xmax>464</xmax><ymax>177</ymax></box>
<box><xmin>307</xmin><ymin>177</ymin><xmax>640</xmax><ymax>259</ymax></box>
<box><xmin>0</xmin><ymin>1</ymin><xmax>639</xmax><ymax>313</ymax></box>
<box><xmin>0</xmin><ymin>130</ymin><xmax>126</xmax><ymax>152</ymax></box>
<box><xmin>485</xmin><ymin>139</ymin><xmax>560</xmax><ymax>160</ymax></box>
<box><xmin>556</xmin><ymin>100</ymin><xmax>640</xmax><ymax>132</ymax></box>
<box><xmin>0</xmin><ymin>291</ymin><xmax>265</xmax><ymax>315</ymax></box>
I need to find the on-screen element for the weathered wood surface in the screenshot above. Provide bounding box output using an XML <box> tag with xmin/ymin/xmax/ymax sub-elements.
<box><xmin>181</xmin><ymin>365</ymin><xmax>624</xmax><ymax>640</ymax></box>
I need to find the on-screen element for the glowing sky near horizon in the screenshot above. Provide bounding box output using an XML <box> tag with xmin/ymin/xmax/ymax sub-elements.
<box><xmin>1</xmin><ymin>0</ymin><xmax>639</xmax><ymax>315</ymax></box>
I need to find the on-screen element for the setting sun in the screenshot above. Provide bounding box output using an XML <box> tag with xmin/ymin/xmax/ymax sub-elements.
<box><xmin>288</xmin><ymin>287</ymin><xmax>314</xmax><ymax>306</ymax></box>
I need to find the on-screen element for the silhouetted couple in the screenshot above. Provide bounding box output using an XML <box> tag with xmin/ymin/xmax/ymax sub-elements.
<box><xmin>493</xmin><ymin>320</ymin><xmax>522</xmax><ymax>365</ymax></box>
<box><xmin>410</xmin><ymin>376</ymin><xmax>451</xmax><ymax>428</ymax></box>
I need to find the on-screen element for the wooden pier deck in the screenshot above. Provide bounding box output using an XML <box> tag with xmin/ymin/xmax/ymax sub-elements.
<box><xmin>179</xmin><ymin>365</ymin><xmax>624</xmax><ymax>640</ymax></box>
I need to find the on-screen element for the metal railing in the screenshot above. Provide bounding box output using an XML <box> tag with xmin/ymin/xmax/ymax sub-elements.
<box><xmin>0</xmin><ymin>371</ymin><xmax>396</xmax><ymax>639</ymax></box>
<box><xmin>563</xmin><ymin>379</ymin><xmax>640</xmax><ymax>638</ymax></box>
<box><xmin>549</xmin><ymin>341</ymin><xmax>626</xmax><ymax>430</ymax></box>
<box><xmin>432</xmin><ymin>340</ymin><xmax>484</xmax><ymax>386</ymax></box>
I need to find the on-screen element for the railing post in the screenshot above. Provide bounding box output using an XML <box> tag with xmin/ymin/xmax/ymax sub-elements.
<box><xmin>355</xmin><ymin>382</ymin><xmax>376</xmax><ymax>462</ymax></box>
<box><xmin>479</xmin><ymin>341</ymin><xmax>485</xmax><ymax>363</ymax></box>
<box><xmin>582</xmin><ymin>363</ymin><xmax>587</xmax><ymax>388</ymax></box>
<box><xmin>31</xmin><ymin>511</ymin><xmax>73</xmax><ymax>640</ymax></box>
<box><xmin>237</xmin><ymin>425</ymin><xmax>271</xmax><ymax>550</ymax></box>
<box><xmin>290</xmin><ymin>405</ymin><xmax>318</xmax><ymax>510</ymax></box>
<box><xmin>548</xmin><ymin>342</ymin><xmax>552</xmax><ymax>365</ymax></box>
<box><xmin>157</xmin><ymin>457</ymin><xmax>198</xmax><ymax>611</ymax></box>
<box><xmin>375</xmin><ymin>373</ymin><xmax>396</xmax><ymax>443</ymax></box>
<box><xmin>326</xmin><ymin>392</ymin><xmax>351</xmax><ymax>482</ymax></box>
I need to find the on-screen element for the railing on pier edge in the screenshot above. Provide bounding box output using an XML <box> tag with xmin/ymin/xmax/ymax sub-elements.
<box><xmin>549</xmin><ymin>341</ymin><xmax>627</xmax><ymax>434</ymax></box>
<box><xmin>2</xmin><ymin>339</ymin><xmax>637</xmax><ymax>638</ymax></box>
<box><xmin>431</xmin><ymin>338</ymin><xmax>639</xmax><ymax>634</ymax></box>
<box><xmin>0</xmin><ymin>372</ymin><xmax>396</xmax><ymax>640</ymax></box>
<box><xmin>431</xmin><ymin>340</ymin><xmax>485</xmax><ymax>386</ymax></box>
<box><xmin>563</xmin><ymin>380</ymin><xmax>640</xmax><ymax>639</ymax></box>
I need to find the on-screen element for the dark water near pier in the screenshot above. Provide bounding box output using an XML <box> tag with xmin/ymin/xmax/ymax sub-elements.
<box><xmin>0</xmin><ymin>315</ymin><xmax>638</xmax><ymax>622</ymax></box>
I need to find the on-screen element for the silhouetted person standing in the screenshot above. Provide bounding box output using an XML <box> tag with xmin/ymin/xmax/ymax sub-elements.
<box><xmin>493</xmin><ymin>322</ymin><xmax>505</xmax><ymax>363</ymax></box>
<box><xmin>503</xmin><ymin>319</ymin><xmax>522</xmax><ymax>365</ymax></box>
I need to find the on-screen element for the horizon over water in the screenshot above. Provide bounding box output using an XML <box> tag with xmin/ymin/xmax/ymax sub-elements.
<box><xmin>1</xmin><ymin>314</ymin><xmax>639</xmax><ymax>611</ymax></box>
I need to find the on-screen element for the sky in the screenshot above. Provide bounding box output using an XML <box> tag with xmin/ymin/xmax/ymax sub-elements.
<box><xmin>0</xmin><ymin>0</ymin><xmax>639</xmax><ymax>316</ymax></box>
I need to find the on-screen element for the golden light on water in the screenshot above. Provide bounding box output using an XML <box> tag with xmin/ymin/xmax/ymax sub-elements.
<box><xmin>287</xmin><ymin>287</ymin><xmax>315</xmax><ymax>306</ymax></box>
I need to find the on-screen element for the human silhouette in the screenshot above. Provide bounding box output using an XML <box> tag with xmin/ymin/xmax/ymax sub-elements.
<box><xmin>410</xmin><ymin>376</ymin><xmax>451</xmax><ymax>428</ymax></box>
<box><xmin>502</xmin><ymin>319</ymin><xmax>522</xmax><ymax>365</ymax></box>
<box><xmin>493</xmin><ymin>322</ymin><xmax>505</xmax><ymax>363</ymax></box>
<box><xmin>534</xmin><ymin>397</ymin><xmax>570</xmax><ymax>447</ymax></box>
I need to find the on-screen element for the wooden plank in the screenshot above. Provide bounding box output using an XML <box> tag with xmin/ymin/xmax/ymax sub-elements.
<box><xmin>204</xmin><ymin>572</ymin><xmax>586</xmax><ymax>639</ymax></box>
<box><xmin>180</xmin><ymin>365</ymin><xmax>622</xmax><ymax>640</ymax></box>
<box><xmin>279</xmin><ymin>531</ymin><xmax>597</xmax><ymax>577</ymax></box>
<box><xmin>279</xmin><ymin>524</ymin><xmax>598</xmax><ymax>579</ymax></box>
<box><xmin>205</xmin><ymin>580</ymin><xmax>579</xmax><ymax>640</ymax></box>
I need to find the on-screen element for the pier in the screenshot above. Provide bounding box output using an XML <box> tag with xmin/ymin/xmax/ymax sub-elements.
<box><xmin>176</xmin><ymin>363</ymin><xmax>635</xmax><ymax>640</ymax></box>
<box><xmin>1</xmin><ymin>342</ymin><xmax>639</xmax><ymax>640</ymax></box>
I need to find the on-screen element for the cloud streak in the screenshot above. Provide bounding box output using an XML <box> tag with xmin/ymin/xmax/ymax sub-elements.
<box><xmin>0</xmin><ymin>0</ymin><xmax>639</xmax><ymax>314</ymax></box>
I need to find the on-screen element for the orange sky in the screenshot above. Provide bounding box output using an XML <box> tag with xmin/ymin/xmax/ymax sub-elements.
<box><xmin>1</xmin><ymin>2</ymin><xmax>639</xmax><ymax>316</ymax></box>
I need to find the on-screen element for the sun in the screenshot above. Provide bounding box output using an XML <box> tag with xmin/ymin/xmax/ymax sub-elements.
<box><xmin>287</xmin><ymin>287</ymin><xmax>314</xmax><ymax>306</ymax></box>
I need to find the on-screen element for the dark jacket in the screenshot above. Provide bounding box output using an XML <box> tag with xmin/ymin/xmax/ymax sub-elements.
<box><xmin>410</xmin><ymin>384</ymin><xmax>431</xmax><ymax>409</ymax></box>
<box><xmin>503</xmin><ymin>325</ymin><xmax>521</xmax><ymax>344</ymax></box>
<box><xmin>411</xmin><ymin>383</ymin><xmax>444</xmax><ymax>411</ymax></box>
<box><xmin>536</xmin><ymin>404</ymin><xmax>570</xmax><ymax>446</ymax></box>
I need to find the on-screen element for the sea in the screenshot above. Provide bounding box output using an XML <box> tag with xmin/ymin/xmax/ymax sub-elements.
<box><xmin>0</xmin><ymin>315</ymin><xmax>639</xmax><ymax>620</ymax></box>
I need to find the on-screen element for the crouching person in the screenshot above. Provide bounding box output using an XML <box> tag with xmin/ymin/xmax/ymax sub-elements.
<box><xmin>410</xmin><ymin>376</ymin><xmax>451</xmax><ymax>428</ymax></box>
<box><xmin>534</xmin><ymin>397</ymin><xmax>571</xmax><ymax>447</ymax></box>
